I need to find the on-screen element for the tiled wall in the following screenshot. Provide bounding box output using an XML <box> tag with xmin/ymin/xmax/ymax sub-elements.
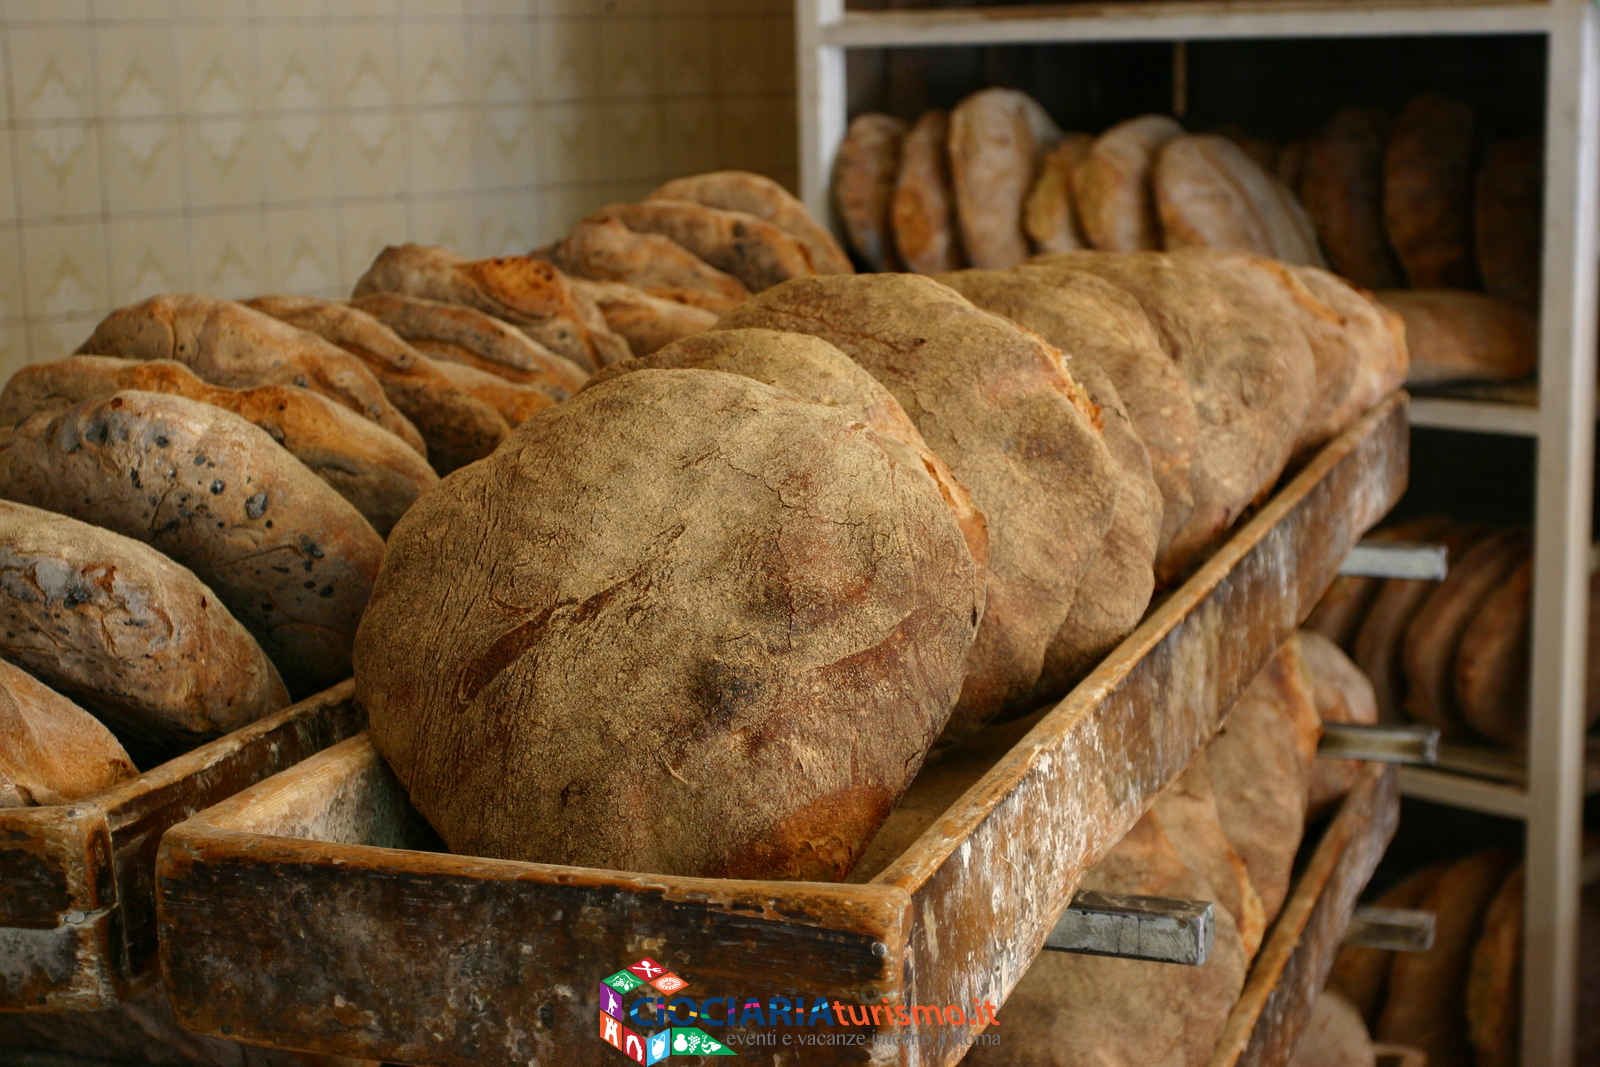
<box><xmin>0</xmin><ymin>0</ymin><xmax>797</xmax><ymax>372</ymax></box>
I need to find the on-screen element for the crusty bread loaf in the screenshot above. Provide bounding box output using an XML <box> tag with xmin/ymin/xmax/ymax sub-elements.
<box><xmin>1467</xmin><ymin>865</ymin><xmax>1522</xmax><ymax>1067</ymax></box>
<box><xmin>1301</xmin><ymin>630</ymin><xmax>1380</xmax><ymax>817</ymax></box>
<box><xmin>0</xmin><ymin>356</ymin><xmax>437</xmax><ymax>537</ymax></box>
<box><xmin>1306</xmin><ymin>519</ymin><xmax>1443</xmax><ymax>651</ymax></box>
<box><xmin>356</xmin><ymin>369</ymin><xmax>981</xmax><ymax>880</ymax></box>
<box><xmin>833</xmin><ymin>113</ymin><xmax>907</xmax><ymax>272</ymax></box>
<box><xmin>1330</xmin><ymin>863</ymin><xmax>1447</xmax><ymax>1023</ymax></box>
<box><xmin>0</xmin><ymin>392</ymin><xmax>382</xmax><ymax>696</ymax></box>
<box><xmin>242</xmin><ymin>295</ymin><xmax>510</xmax><ymax>475</ymax></box>
<box><xmin>351</xmin><ymin>244</ymin><xmax>628</xmax><ymax>371</ymax></box>
<box><xmin>76</xmin><ymin>294</ymin><xmax>424</xmax><ymax>454</ymax></box>
<box><xmin>0</xmin><ymin>500</ymin><xmax>288</xmax><ymax>744</ymax></box>
<box><xmin>1248</xmin><ymin>258</ymin><xmax>1363</xmax><ymax>454</ymax></box>
<box><xmin>1378</xmin><ymin>290</ymin><xmax>1536</xmax><ymax>386</ymax></box>
<box><xmin>1385</xmin><ymin>94</ymin><xmax>1479</xmax><ymax>289</ymax></box>
<box><xmin>1213</xmin><ymin>125</ymin><xmax>1282</xmax><ymax>175</ymax></box>
<box><xmin>348</xmin><ymin>292</ymin><xmax>589</xmax><ymax>397</ymax></box>
<box><xmin>1378</xmin><ymin>849</ymin><xmax>1518</xmax><ymax>1067</ymax></box>
<box><xmin>535</xmin><ymin>215</ymin><xmax>751</xmax><ymax>313</ymax></box>
<box><xmin>1300</xmin><ymin>108</ymin><xmax>1402</xmax><ymax>290</ymax></box>
<box><xmin>649</xmin><ymin>170</ymin><xmax>853</xmax><ymax>275</ymax></box>
<box><xmin>0</xmin><ymin>659</ymin><xmax>136</xmax><ymax>806</ymax></box>
<box><xmin>1288</xmin><ymin>264</ymin><xmax>1410</xmax><ymax>425</ymax></box>
<box><xmin>422</xmin><ymin>358</ymin><xmax>554</xmax><ymax>427</ymax></box>
<box><xmin>1024</xmin><ymin>132</ymin><xmax>1094</xmax><ymax>255</ymax></box>
<box><xmin>718</xmin><ymin>273</ymin><xmax>1117</xmax><ymax>737</ymax></box>
<box><xmin>949</xmin><ymin>88</ymin><xmax>1062</xmax><ymax>269</ymax></box>
<box><xmin>892</xmin><ymin>110</ymin><xmax>965</xmax><ymax>274</ymax></box>
<box><xmin>1155</xmin><ymin>133</ymin><xmax>1325</xmax><ymax>266</ymax></box>
<box><xmin>593</xmin><ymin>200</ymin><xmax>817</xmax><ymax>294</ymax></box>
<box><xmin>1075</xmin><ymin>114</ymin><xmax>1185</xmax><ymax>252</ymax></box>
<box><xmin>1475</xmin><ymin>137</ymin><xmax>1543</xmax><ymax>314</ymax></box>
<box><xmin>1289</xmin><ymin>991</ymin><xmax>1377</xmax><ymax>1067</ymax></box>
<box><xmin>565</xmin><ymin>278</ymin><xmax>716</xmax><ymax>358</ymax></box>
<box><xmin>1455</xmin><ymin>554</ymin><xmax>1532</xmax><ymax>746</ymax></box>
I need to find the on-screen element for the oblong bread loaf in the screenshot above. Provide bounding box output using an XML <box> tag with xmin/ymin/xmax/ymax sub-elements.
<box><xmin>1248</xmin><ymin>258</ymin><xmax>1362</xmax><ymax>454</ymax></box>
<box><xmin>1301</xmin><ymin>629</ymin><xmax>1380</xmax><ymax>817</ymax></box>
<box><xmin>1306</xmin><ymin>517</ymin><xmax>1447</xmax><ymax>650</ymax></box>
<box><xmin>892</xmin><ymin>110</ymin><xmax>965</xmax><ymax>274</ymax></box>
<box><xmin>1024</xmin><ymin>132</ymin><xmax>1094</xmax><ymax>255</ymax></box>
<box><xmin>0</xmin><ymin>355</ymin><xmax>438</xmax><ymax>537</ymax></box>
<box><xmin>833</xmin><ymin>113</ymin><xmax>907</xmax><ymax>272</ymax></box>
<box><xmin>243</xmin><ymin>295</ymin><xmax>510</xmax><ymax>475</ymax></box>
<box><xmin>1378</xmin><ymin>289</ymin><xmax>1536</xmax><ymax>387</ymax></box>
<box><xmin>594</xmin><ymin>200</ymin><xmax>817</xmax><ymax>294</ymax></box>
<box><xmin>1329</xmin><ymin>863</ymin><xmax>1447</xmax><ymax>1024</ymax></box>
<box><xmin>565</xmin><ymin>278</ymin><xmax>716</xmax><ymax>358</ymax></box>
<box><xmin>1300</xmin><ymin>107</ymin><xmax>1402</xmax><ymax>290</ymax></box>
<box><xmin>535</xmin><ymin>215</ymin><xmax>750</xmax><ymax>313</ymax></box>
<box><xmin>423</xmin><ymin>358</ymin><xmax>554</xmax><ymax>427</ymax></box>
<box><xmin>1475</xmin><ymin>137</ymin><xmax>1542</xmax><ymax>314</ymax></box>
<box><xmin>1155</xmin><ymin>132</ymin><xmax>1325</xmax><ymax>266</ymax></box>
<box><xmin>649</xmin><ymin>170</ymin><xmax>853</xmax><ymax>275</ymax></box>
<box><xmin>76</xmin><ymin>293</ymin><xmax>424</xmax><ymax>454</ymax></box>
<box><xmin>948</xmin><ymin>87</ymin><xmax>1062</xmax><ymax>269</ymax></box>
<box><xmin>1384</xmin><ymin>94</ymin><xmax>1479</xmax><ymax>289</ymax></box>
<box><xmin>0</xmin><ymin>659</ymin><xmax>137</xmax><ymax>806</ymax></box>
<box><xmin>0</xmin><ymin>500</ymin><xmax>288</xmax><ymax>743</ymax></box>
<box><xmin>0</xmin><ymin>392</ymin><xmax>383</xmax><ymax>696</ymax></box>
<box><xmin>1289</xmin><ymin>991</ymin><xmax>1377</xmax><ymax>1067</ymax></box>
<box><xmin>356</xmin><ymin>369</ymin><xmax>982</xmax><ymax>880</ymax></box>
<box><xmin>1288</xmin><ymin>264</ymin><xmax>1410</xmax><ymax>422</ymax></box>
<box><xmin>718</xmin><ymin>273</ymin><xmax>1118</xmax><ymax>737</ymax></box>
<box><xmin>1075</xmin><ymin>114</ymin><xmax>1184</xmax><ymax>252</ymax></box>
<box><xmin>1467</xmin><ymin>864</ymin><xmax>1523</xmax><ymax>1067</ymax></box>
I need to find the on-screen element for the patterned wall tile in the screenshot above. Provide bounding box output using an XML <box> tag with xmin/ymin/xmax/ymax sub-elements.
<box><xmin>536</xmin><ymin>15</ymin><xmax>598</xmax><ymax>102</ymax></box>
<box><xmin>602</xmin><ymin>99</ymin><xmax>657</xmax><ymax>182</ymax></box>
<box><xmin>169</xmin><ymin>0</ymin><xmax>250</xmax><ymax>17</ymax></box>
<box><xmin>261</xmin><ymin>109</ymin><xmax>337</xmax><ymax>203</ymax></box>
<box><xmin>9</xmin><ymin>24</ymin><xmax>96</xmax><ymax>124</ymax></box>
<box><xmin>188</xmin><ymin>209</ymin><xmax>265</xmax><ymax>299</ymax></box>
<box><xmin>539</xmin><ymin>100</ymin><xmax>602</xmax><ymax>185</ymax></box>
<box><xmin>2</xmin><ymin>2</ymin><xmax>92</xmax><ymax>22</ymax></box>
<box><xmin>182</xmin><ymin>113</ymin><xmax>262</xmax><ymax>208</ymax></box>
<box><xmin>336</xmin><ymin>198</ymin><xmax>407</xmax><ymax>286</ymax></box>
<box><xmin>93</xmin><ymin>22</ymin><xmax>178</xmax><ymax>119</ymax></box>
<box><xmin>21</xmin><ymin>221</ymin><xmax>110</xmax><ymax>320</ymax></box>
<box><xmin>598</xmin><ymin>16</ymin><xmax>655</xmax><ymax>99</ymax></box>
<box><xmin>474</xmin><ymin>188</ymin><xmax>542</xmax><ymax>256</ymax></box>
<box><xmin>329</xmin><ymin>21</ymin><xmax>402</xmax><ymax>109</ymax></box>
<box><xmin>92</xmin><ymin>0</ymin><xmax>172</xmax><ymax>16</ymax></box>
<box><xmin>474</xmin><ymin>104</ymin><xmax>539</xmax><ymax>190</ymax></box>
<box><xmin>400</xmin><ymin>17</ymin><xmax>467</xmax><ymax>108</ymax></box>
<box><xmin>469</xmin><ymin>17</ymin><xmax>534</xmax><ymax>106</ymax></box>
<box><xmin>102</xmin><ymin>118</ymin><xmax>185</xmax><ymax>214</ymax></box>
<box><xmin>105</xmin><ymin>215</ymin><xmax>191</xmax><ymax>305</ymax></box>
<box><xmin>264</xmin><ymin>205</ymin><xmax>342</xmax><ymax>295</ymax></box>
<box><xmin>0</xmin><ymin>323</ymin><xmax>27</xmax><ymax>378</ymax></box>
<box><xmin>409</xmin><ymin>106</ymin><xmax>473</xmax><ymax>192</ymax></box>
<box><xmin>326</xmin><ymin>0</ymin><xmax>402</xmax><ymax>17</ymax></box>
<box><xmin>174</xmin><ymin>24</ymin><xmax>255</xmax><ymax>114</ymax></box>
<box><xmin>34</xmin><ymin>315</ymin><xmax>102</xmax><ymax>363</ymax></box>
<box><xmin>656</xmin><ymin>16</ymin><xmax>715</xmax><ymax>98</ymax></box>
<box><xmin>654</xmin><ymin>95</ymin><xmax>719</xmax><ymax>180</ymax></box>
<box><xmin>334</xmin><ymin>107</ymin><xmax>408</xmax><ymax>198</ymax></box>
<box><xmin>14</xmin><ymin>121</ymin><xmax>102</xmax><ymax>220</ymax></box>
<box><xmin>408</xmin><ymin>192</ymin><xmax>475</xmax><ymax>250</ymax></box>
<box><xmin>0</xmin><ymin>133</ymin><xmax>15</xmax><ymax>229</ymax></box>
<box><xmin>256</xmin><ymin>23</ymin><xmax>331</xmax><ymax>114</ymax></box>
<box><xmin>0</xmin><ymin>228</ymin><xmax>25</xmax><ymax>324</ymax></box>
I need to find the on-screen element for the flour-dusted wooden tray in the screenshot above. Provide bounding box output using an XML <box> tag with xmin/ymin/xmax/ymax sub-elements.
<box><xmin>155</xmin><ymin>394</ymin><xmax>1408</xmax><ymax>1066</ymax></box>
<box><xmin>0</xmin><ymin>683</ymin><xmax>362</xmax><ymax>1012</ymax></box>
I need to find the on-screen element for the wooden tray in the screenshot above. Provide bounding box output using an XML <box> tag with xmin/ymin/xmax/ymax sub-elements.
<box><xmin>155</xmin><ymin>394</ymin><xmax>1408</xmax><ymax>1066</ymax></box>
<box><xmin>0</xmin><ymin>683</ymin><xmax>363</xmax><ymax>1012</ymax></box>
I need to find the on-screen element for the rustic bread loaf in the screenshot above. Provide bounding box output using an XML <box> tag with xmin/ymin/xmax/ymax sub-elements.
<box><xmin>833</xmin><ymin>113</ymin><xmax>907</xmax><ymax>272</ymax></box>
<box><xmin>0</xmin><ymin>500</ymin><xmax>288</xmax><ymax>744</ymax></box>
<box><xmin>1378</xmin><ymin>849</ymin><xmax>1518</xmax><ymax>1067</ymax></box>
<box><xmin>0</xmin><ymin>392</ymin><xmax>382</xmax><ymax>696</ymax></box>
<box><xmin>891</xmin><ymin>110</ymin><xmax>965</xmax><ymax>274</ymax></box>
<box><xmin>1278</xmin><ymin>134</ymin><xmax>1312</xmax><ymax>192</ymax></box>
<box><xmin>1475</xmin><ymin>137</ymin><xmax>1542</xmax><ymax>313</ymax></box>
<box><xmin>963</xmin><ymin>810</ymin><xmax>1248</xmax><ymax>1067</ymax></box>
<box><xmin>1378</xmin><ymin>289</ymin><xmax>1536</xmax><ymax>386</ymax></box>
<box><xmin>1330</xmin><ymin>863</ymin><xmax>1447</xmax><ymax>1023</ymax></box>
<box><xmin>1403</xmin><ymin>529</ymin><xmax>1530</xmax><ymax>737</ymax></box>
<box><xmin>1300</xmin><ymin>108</ymin><xmax>1402</xmax><ymax>290</ymax></box>
<box><xmin>0</xmin><ymin>356</ymin><xmax>437</xmax><ymax>537</ymax></box>
<box><xmin>718</xmin><ymin>273</ymin><xmax>1118</xmax><ymax>735</ymax></box>
<box><xmin>949</xmin><ymin>88</ymin><xmax>1062</xmax><ymax>269</ymax></box>
<box><xmin>1301</xmin><ymin>630</ymin><xmax>1380</xmax><ymax>817</ymax></box>
<box><xmin>242</xmin><ymin>295</ymin><xmax>510</xmax><ymax>475</ymax></box>
<box><xmin>1248</xmin><ymin>259</ymin><xmax>1363</xmax><ymax>453</ymax></box>
<box><xmin>1155</xmin><ymin>133</ymin><xmax>1325</xmax><ymax>266</ymax></box>
<box><xmin>351</xmin><ymin>244</ymin><xmax>627</xmax><ymax>370</ymax></box>
<box><xmin>1075</xmin><ymin>114</ymin><xmax>1185</xmax><ymax>252</ymax></box>
<box><xmin>1288</xmin><ymin>264</ymin><xmax>1410</xmax><ymax>424</ymax></box>
<box><xmin>1289</xmin><ymin>991</ymin><xmax>1377</xmax><ymax>1067</ymax></box>
<box><xmin>1455</xmin><ymin>554</ymin><xmax>1533</xmax><ymax>745</ymax></box>
<box><xmin>423</xmin><ymin>357</ymin><xmax>555</xmax><ymax>427</ymax></box>
<box><xmin>1213</xmin><ymin>124</ymin><xmax>1282</xmax><ymax>174</ymax></box>
<box><xmin>649</xmin><ymin>170</ymin><xmax>853</xmax><ymax>275</ymax></box>
<box><xmin>348</xmin><ymin>292</ymin><xmax>589</xmax><ymax>397</ymax></box>
<box><xmin>357</xmin><ymin>369</ymin><xmax>981</xmax><ymax>880</ymax></box>
<box><xmin>0</xmin><ymin>659</ymin><xmax>137</xmax><ymax>806</ymax></box>
<box><xmin>564</xmin><ymin>278</ymin><xmax>715</xmax><ymax>358</ymax></box>
<box><xmin>1467</xmin><ymin>865</ymin><xmax>1522</xmax><ymax>1067</ymax></box>
<box><xmin>594</xmin><ymin>200</ymin><xmax>817</xmax><ymax>293</ymax></box>
<box><xmin>535</xmin><ymin>215</ymin><xmax>751</xmax><ymax>313</ymax></box>
<box><xmin>951</xmin><ymin>262</ymin><xmax>1199</xmax><ymax>579</ymax></box>
<box><xmin>77</xmin><ymin>294</ymin><xmax>423</xmax><ymax>454</ymax></box>
<box><xmin>1024</xmin><ymin>132</ymin><xmax>1094</xmax><ymax>255</ymax></box>
<box><xmin>1305</xmin><ymin>574</ymin><xmax>1382</xmax><ymax>650</ymax></box>
<box><xmin>1385</xmin><ymin>94</ymin><xmax>1479</xmax><ymax>289</ymax></box>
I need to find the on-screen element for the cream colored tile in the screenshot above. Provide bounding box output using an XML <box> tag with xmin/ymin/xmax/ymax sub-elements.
<box><xmin>329</xmin><ymin>20</ymin><xmax>401</xmax><ymax>109</ymax></box>
<box><xmin>408</xmin><ymin>106</ymin><xmax>473</xmax><ymax>194</ymax></box>
<box><xmin>333</xmin><ymin>108</ymin><xmax>407</xmax><ymax>198</ymax></box>
<box><xmin>716</xmin><ymin>15</ymin><xmax>769</xmax><ymax>96</ymax></box>
<box><xmin>656</xmin><ymin>16</ymin><xmax>715</xmax><ymax>97</ymax></box>
<box><xmin>256</xmin><ymin>23</ymin><xmax>330</xmax><ymax>113</ymax></box>
<box><xmin>336</xmin><ymin>198</ymin><xmax>407</xmax><ymax>288</ymax></box>
<box><xmin>399</xmin><ymin>0</ymin><xmax>458</xmax><ymax>15</ymax></box>
<box><xmin>473</xmin><ymin>0</ymin><xmax>532</xmax><ymax>15</ymax></box>
<box><xmin>89</xmin><ymin>1</ymin><xmax>173</xmax><ymax>24</ymax></box>
<box><xmin>0</xmin><ymin>323</ymin><xmax>30</xmax><ymax>380</ymax></box>
<box><xmin>260</xmin><ymin>0</ymin><xmax>326</xmax><ymax>17</ymax></box>
<box><xmin>470</xmin><ymin>17</ymin><xmax>533</xmax><ymax>105</ymax></box>
<box><xmin>102</xmin><ymin>119</ymin><xmax>184</xmax><ymax>214</ymax></box>
<box><xmin>535</xmin><ymin>15</ymin><xmax>597</xmax><ymax>102</ymax></box>
<box><xmin>0</xmin><ymin>228</ymin><xmax>25</xmax><ymax>324</ymax></box>
<box><xmin>326</xmin><ymin>0</ymin><xmax>400</xmax><ymax>15</ymax></box>
<box><xmin>718</xmin><ymin>91</ymin><xmax>788</xmax><ymax>174</ymax></box>
<box><xmin>264</xmin><ymin>206</ymin><xmax>341</xmax><ymax>295</ymax></box>
<box><xmin>600</xmin><ymin>99</ymin><xmax>656</xmax><ymax>182</ymax></box>
<box><xmin>538</xmin><ymin>101</ymin><xmax>601</xmax><ymax>185</ymax></box>
<box><xmin>188</xmin><ymin>209</ymin><xmax>264</xmax><ymax>299</ymax></box>
<box><xmin>105</xmin><ymin>217</ymin><xmax>191</xmax><ymax>305</ymax></box>
<box><xmin>94</xmin><ymin>25</ymin><xmax>179</xmax><ymax>121</ymax></box>
<box><xmin>174</xmin><ymin>24</ymin><xmax>255</xmax><ymax>114</ymax></box>
<box><xmin>1</xmin><ymin>1</ymin><xmax>92</xmax><ymax>21</ymax></box>
<box><xmin>14</xmin><ymin>122</ymin><xmax>102</xmax><ymax>220</ymax></box>
<box><xmin>20</xmin><ymin>222</ymin><xmax>109</xmax><ymax>319</ymax></box>
<box><xmin>540</xmin><ymin>180</ymin><xmax>625</xmax><ymax>234</ymax></box>
<box><xmin>400</xmin><ymin>17</ymin><xmax>467</xmax><ymax>107</ymax></box>
<box><xmin>9</xmin><ymin>25</ymin><xmax>95</xmax><ymax>124</ymax></box>
<box><xmin>473</xmin><ymin>104</ymin><xmax>538</xmax><ymax>190</ymax></box>
<box><xmin>170</xmin><ymin>0</ymin><xmax>249</xmax><ymax>16</ymax></box>
<box><xmin>654</xmin><ymin>96</ymin><xmax>719</xmax><ymax>180</ymax></box>
<box><xmin>474</xmin><ymin>189</ymin><xmax>542</xmax><ymax>256</ymax></box>
<box><xmin>261</xmin><ymin>110</ymin><xmax>335</xmax><ymax>203</ymax></box>
<box><xmin>182</xmin><ymin>114</ymin><xmax>261</xmax><ymax>209</ymax></box>
<box><xmin>0</xmin><ymin>133</ymin><xmax>16</xmax><ymax>230</ymax></box>
<box><xmin>597</xmin><ymin>15</ymin><xmax>653</xmax><ymax>99</ymax></box>
<box><xmin>33</xmin><ymin>316</ymin><xmax>104</xmax><ymax>363</ymax></box>
<box><xmin>407</xmin><ymin>194</ymin><xmax>475</xmax><ymax>252</ymax></box>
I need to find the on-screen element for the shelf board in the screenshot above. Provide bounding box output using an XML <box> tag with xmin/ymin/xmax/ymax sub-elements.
<box><xmin>1397</xmin><ymin>764</ymin><xmax>1530</xmax><ymax>818</ymax></box>
<box><xmin>1408</xmin><ymin>396</ymin><xmax>1540</xmax><ymax>436</ymax></box>
<box><xmin>819</xmin><ymin>0</ymin><xmax>1557</xmax><ymax>49</ymax></box>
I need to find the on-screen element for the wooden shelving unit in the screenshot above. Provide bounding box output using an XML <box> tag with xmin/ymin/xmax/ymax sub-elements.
<box><xmin>796</xmin><ymin>2</ymin><xmax>1600</xmax><ymax>1062</ymax></box>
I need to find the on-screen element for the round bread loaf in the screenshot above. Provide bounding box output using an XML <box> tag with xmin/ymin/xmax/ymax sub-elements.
<box><xmin>718</xmin><ymin>273</ymin><xmax>1117</xmax><ymax>736</ymax></box>
<box><xmin>0</xmin><ymin>659</ymin><xmax>137</xmax><ymax>806</ymax></box>
<box><xmin>948</xmin><ymin>88</ymin><xmax>1062</xmax><ymax>269</ymax></box>
<box><xmin>1467</xmin><ymin>864</ymin><xmax>1522</xmax><ymax>1067</ymax></box>
<box><xmin>566</xmin><ymin>278</ymin><xmax>716</xmax><ymax>358</ymax></box>
<box><xmin>0</xmin><ymin>392</ymin><xmax>383</xmax><ymax>696</ymax></box>
<box><xmin>594</xmin><ymin>200</ymin><xmax>817</xmax><ymax>294</ymax></box>
<box><xmin>356</xmin><ymin>369</ymin><xmax>982</xmax><ymax>880</ymax></box>
<box><xmin>1287</xmin><ymin>264</ymin><xmax>1410</xmax><ymax>424</ymax></box>
<box><xmin>1301</xmin><ymin>629</ymin><xmax>1380</xmax><ymax>817</ymax></box>
<box><xmin>1289</xmin><ymin>991</ymin><xmax>1377</xmax><ymax>1067</ymax></box>
<box><xmin>1074</xmin><ymin>114</ymin><xmax>1184</xmax><ymax>252</ymax></box>
<box><xmin>1300</xmin><ymin>108</ymin><xmax>1402</xmax><ymax>290</ymax></box>
<box><xmin>649</xmin><ymin>170</ymin><xmax>853</xmax><ymax>275</ymax></box>
<box><xmin>1329</xmin><ymin>863</ymin><xmax>1446</xmax><ymax>1023</ymax></box>
<box><xmin>0</xmin><ymin>500</ymin><xmax>288</xmax><ymax>744</ymax></box>
<box><xmin>1024</xmin><ymin>133</ymin><xmax>1094</xmax><ymax>255</ymax></box>
<box><xmin>892</xmin><ymin>110</ymin><xmax>965</xmax><ymax>274</ymax></box>
<box><xmin>1475</xmin><ymin>137</ymin><xmax>1542</xmax><ymax>314</ymax></box>
<box><xmin>536</xmin><ymin>215</ymin><xmax>750</xmax><ymax>313</ymax></box>
<box><xmin>833</xmin><ymin>113</ymin><xmax>907</xmax><ymax>272</ymax></box>
<box><xmin>1155</xmin><ymin>133</ymin><xmax>1325</xmax><ymax>266</ymax></box>
<box><xmin>1384</xmin><ymin>94</ymin><xmax>1479</xmax><ymax>289</ymax></box>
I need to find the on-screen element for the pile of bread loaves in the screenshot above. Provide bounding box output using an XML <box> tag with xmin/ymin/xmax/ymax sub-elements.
<box><xmin>838</xmin><ymin>89</ymin><xmax>1537</xmax><ymax>387</ymax></box>
<box><xmin>1307</xmin><ymin>516</ymin><xmax>1600</xmax><ymax>749</ymax></box>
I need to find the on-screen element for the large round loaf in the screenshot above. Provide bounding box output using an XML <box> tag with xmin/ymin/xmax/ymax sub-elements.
<box><xmin>1329</xmin><ymin>864</ymin><xmax>1446</xmax><ymax>1023</ymax></box>
<box><xmin>948</xmin><ymin>88</ymin><xmax>1061</xmax><ymax>269</ymax></box>
<box><xmin>356</xmin><ymin>369</ymin><xmax>982</xmax><ymax>880</ymax></box>
<box><xmin>1475</xmin><ymin>138</ymin><xmax>1542</xmax><ymax>313</ymax></box>
<box><xmin>833</xmin><ymin>113</ymin><xmax>907</xmax><ymax>272</ymax></box>
<box><xmin>0</xmin><ymin>500</ymin><xmax>288</xmax><ymax>744</ymax></box>
<box><xmin>1300</xmin><ymin>108</ymin><xmax>1402</xmax><ymax>290</ymax></box>
<box><xmin>536</xmin><ymin>215</ymin><xmax>750</xmax><ymax>313</ymax></box>
<box><xmin>1384</xmin><ymin>94</ymin><xmax>1479</xmax><ymax>289</ymax></box>
<box><xmin>1301</xmin><ymin>629</ymin><xmax>1380</xmax><ymax>817</ymax></box>
<box><xmin>1467</xmin><ymin>865</ymin><xmax>1523</xmax><ymax>1067</ymax></box>
<box><xmin>0</xmin><ymin>392</ymin><xmax>383</xmax><ymax>696</ymax></box>
<box><xmin>1075</xmin><ymin>114</ymin><xmax>1184</xmax><ymax>252</ymax></box>
<box><xmin>0</xmin><ymin>659</ymin><xmax>137</xmax><ymax>806</ymax></box>
<box><xmin>1287</xmin><ymin>264</ymin><xmax>1410</xmax><ymax>423</ymax></box>
<box><xmin>1289</xmin><ymin>991</ymin><xmax>1377</xmax><ymax>1067</ymax></box>
<box><xmin>1155</xmin><ymin>133</ymin><xmax>1325</xmax><ymax>266</ymax></box>
<box><xmin>649</xmin><ymin>170</ymin><xmax>853</xmax><ymax>275</ymax></box>
<box><xmin>1024</xmin><ymin>133</ymin><xmax>1094</xmax><ymax>255</ymax></box>
<box><xmin>892</xmin><ymin>110</ymin><xmax>965</xmax><ymax>274</ymax></box>
<box><xmin>718</xmin><ymin>273</ymin><xmax>1118</xmax><ymax>735</ymax></box>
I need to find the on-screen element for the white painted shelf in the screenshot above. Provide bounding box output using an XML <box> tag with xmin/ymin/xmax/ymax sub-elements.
<box><xmin>1398</xmin><ymin>765</ymin><xmax>1531</xmax><ymax>818</ymax></box>
<box><xmin>1409</xmin><ymin>397</ymin><xmax>1541</xmax><ymax>436</ymax></box>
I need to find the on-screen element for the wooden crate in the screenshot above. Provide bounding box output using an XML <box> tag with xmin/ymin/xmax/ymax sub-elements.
<box><xmin>0</xmin><ymin>683</ymin><xmax>363</xmax><ymax>1012</ymax></box>
<box><xmin>155</xmin><ymin>394</ymin><xmax>1408</xmax><ymax>1067</ymax></box>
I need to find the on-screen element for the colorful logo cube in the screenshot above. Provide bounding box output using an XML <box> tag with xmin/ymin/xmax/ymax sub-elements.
<box><xmin>649</xmin><ymin>972</ymin><xmax>688</xmax><ymax>995</ymax></box>
<box><xmin>600</xmin><ymin>1012</ymin><xmax>624</xmax><ymax>1050</ymax></box>
<box><xmin>671</xmin><ymin>1028</ymin><xmax>735</xmax><ymax>1056</ymax></box>
<box><xmin>603</xmin><ymin>969</ymin><xmax>644</xmax><ymax>995</ymax></box>
<box><xmin>598</xmin><ymin>982</ymin><xmax>625</xmax><ymax>1022</ymax></box>
<box><xmin>646</xmin><ymin>1030</ymin><xmax>671</xmax><ymax>1065</ymax></box>
<box><xmin>621</xmin><ymin>1028</ymin><xmax>647</xmax><ymax>1064</ymax></box>
<box><xmin>626</xmin><ymin>958</ymin><xmax>667</xmax><ymax>982</ymax></box>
